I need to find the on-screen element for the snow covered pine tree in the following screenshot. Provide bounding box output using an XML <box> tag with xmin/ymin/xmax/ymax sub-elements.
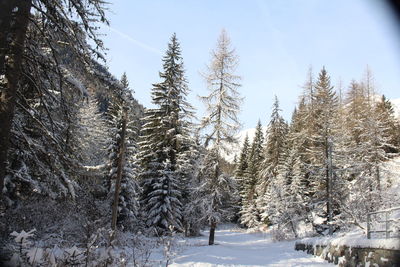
<box><xmin>105</xmin><ymin>74</ymin><xmax>140</xmax><ymax>233</ymax></box>
<box><xmin>138</xmin><ymin>34</ymin><xmax>194</xmax><ymax>235</ymax></box>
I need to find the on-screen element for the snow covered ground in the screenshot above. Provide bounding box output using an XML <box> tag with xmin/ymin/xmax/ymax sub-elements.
<box><xmin>298</xmin><ymin>229</ymin><xmax>400</xmax><ymax>251</ymax></box>
<box><xmin>171</xmin><ymin>225</ymin><xmax>332</xmax><ymax>267</ymax></box>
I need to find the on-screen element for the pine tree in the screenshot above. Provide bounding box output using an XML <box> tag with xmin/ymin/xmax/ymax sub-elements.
<box><xmin>105</xmin><ymin>75</ymin><xmax>140</xmax><ymax>230</ymax></box>
<box><xmin>121</xmin><ymin>72</ymin><xmax>135</xmax><ymax>95</ymax></box>
<box><xmin>263</xmin><ymin>102</ymin><xmax>313</xmax><ymax>237</ymax></box>
<box><xmin>259</xmin><ymin>96</ymin><xmax>288</xmax><ymax>192</ymax></box>
<box><xmin>240</xmin><ymin>162</ymin><xmax>260</xmax><ymax>228</ymax></box>
<box><xmin>264</xmin><ymin>145</ymin><xmax>306</xmax><ymax>239</ymax></box>
<box><xmin>257</xmin><ymin>96</ymin><xmax>288</xmax><ymax>221</ymax></box>
<box><xmin>234</xmin><ymin>135</ymin><xmax>250</xmax><ymax>217</ymax></box>
<box><xmin>235</xmin><ymin>135</ymin><xmax>250</xmax><ymax>180</ymax></box>
<box><xmin>180</xmin><ymin>142</ymin><xmax>204</xmax><ymax>237</ymax></box>
<box><xmin>138</xmin><ymin>34</ymin><xmax>194</xmax><ymax>234</ymax></box>
<box><xmin>250</xmin><ymin>121</ymin><xmax>265</xmax><ymax>166</ymax></box>
<box><xmin>198</xmin><ymin>29</ymin><xmax>242</xmax><ymax>245</ymax></box>
<box><xmin>308</xmin><ymin>67</ymin><xmax>341</xmax><ymax>235</ymax></box>
<box><xmin>239</xmin><ymin>121</ymin><xmax>264</xmax><ymax>227</ymax></box>
<box><xmin>283</xmin><ymin>146</ymin><xmax>308</xmax><ymax>237</ymax></box>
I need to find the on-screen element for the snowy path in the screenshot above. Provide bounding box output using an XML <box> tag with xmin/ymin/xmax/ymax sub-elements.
<box><xmin>171</xmin><ymin>226</ymin><xmax>333</xmax><ymax>267</ymax></box>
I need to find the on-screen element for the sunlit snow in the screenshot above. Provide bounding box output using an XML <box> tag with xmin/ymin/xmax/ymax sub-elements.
<box><xmin>171</xmin><ymin>225</ymin><xmax>332</xmax><ymax>267</ymax></box>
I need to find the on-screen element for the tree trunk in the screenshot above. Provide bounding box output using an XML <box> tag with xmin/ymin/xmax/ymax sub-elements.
<box><xmin>375</xmin><ymin>164</ymin><xmax>381</xmax><ymax>192</ymax></box>
<box><xmin>289</xmin><ymin>217</ymin><xmax>298</xmax><ymax>238</ymax></box>
<box><xmin>208</xmin><ymin>151</ymin><xmax>220</xmax><ymax>246</ymax></box>
<box><xmin>0</xmin><ymin>0</ymin><xmax>32</xmax><ymax>197</ymax></box>
<box><xmin>208</xmin><ymin>220</ymin><xmax>216</xmax><ymax>245</ymax></box>
<box><xmin>327</xmin><ymin>140</ymin><xmax>333</xmax><ymax>235</ymax></box>
<box><xmin>110</xmin><ymin>108</ymin><xmax>128</xmax><ymax>242</ymax></box>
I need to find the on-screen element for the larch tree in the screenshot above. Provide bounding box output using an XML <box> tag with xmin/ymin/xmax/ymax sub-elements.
<box><xmin>344</xmin><ymin>80</ymin><xmax>391</xmax><ymax>218</ymax></box>
<box><xmin>198</xmin><ymin>29</ymin><xmax>242</xmax><ymax>245</ymax></box>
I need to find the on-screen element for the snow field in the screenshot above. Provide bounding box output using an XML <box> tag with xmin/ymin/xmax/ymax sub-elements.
<box><xmin>171</xmin><ymin>225</ymin><xmax>333</xmax><ymax>266</ymax></box>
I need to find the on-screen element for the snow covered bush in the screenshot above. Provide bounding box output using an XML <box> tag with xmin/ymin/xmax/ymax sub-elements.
<box><xmin>7</xmin><ymin>229</ymin><xmax>37</xmax><ymax>266</ymax></box>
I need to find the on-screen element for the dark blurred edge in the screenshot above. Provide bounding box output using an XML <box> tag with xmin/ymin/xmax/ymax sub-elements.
<box><xmin>386</xmin><ymin>0</ymin><xmax>400</xmax><ymax>25</ymax></box>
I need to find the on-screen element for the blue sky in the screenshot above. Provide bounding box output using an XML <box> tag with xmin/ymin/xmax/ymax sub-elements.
<box><xmin>100</xmin><ymin>0</ymin><xmax>400</xmax><ymax>130</ymax></box>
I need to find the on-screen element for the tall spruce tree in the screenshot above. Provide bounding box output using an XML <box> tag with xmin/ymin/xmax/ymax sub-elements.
<box><xmin>198</xmin><ymin>29</ymin><xmax>242</xmax><ymax>245</ymax></box>
<box><xmin>259</xmin><ymin>96</ymin><xmax>288</xmax><ymax>192</ymax></box>
<box><xmin>275</xmin><ymin>145</ymin><xmax>307</xmax><ymax>238</ymax></box>
<box><xmin>240</xmin><ymin>121</ymin><xmax>264</xmax><ymax>227</ymax></box>
<box><xmin>309</xmin><ymin>67</ymin><xmax>341</xmax><ymax>235</ymax></box>
<box><xmin>232</xmin><ymin>135</ymin><xmax>250</xmax><ymax>224</ymax></box>
<box><xmin>257</xmin><ymin>96</ymin><xmax>288</xmax><ymax>219</ymax></box>
<box><xmin>264</xmin><ymin>104</ymin><xmax>311</xmax><ymax>237</ymax></box>
<box><xmin>235</xmin><ymin>135</ymin><xmax>250</xmax><ymax>181</ymax></box>
<box><xmin>105</xmin><ymin>74</ymin><xmax>140</xmax><ymax>230</ymax></box>
<box><xmin>138</xmin><ymin>34</ymin><xmax>193</xmax><ymax>234</ymax></box>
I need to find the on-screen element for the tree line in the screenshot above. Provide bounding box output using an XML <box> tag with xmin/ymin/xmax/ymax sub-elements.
<box><xmin>0</xmin><ymin>0</ymin><xmax>242</xmax><ymax>248</ymax></box>
<box><xmin>1</xmin><ymin>1</ymin><xmax>399</xmax><ymax>256</ymax></box>
<box><xmin>235</xmin><ymin>67</ymin><xmax>400</xmax><ymax>239</ymax></box>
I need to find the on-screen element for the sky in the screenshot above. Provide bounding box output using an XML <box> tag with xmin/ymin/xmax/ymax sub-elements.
<box><xmin>99</xmin><ymin>0</ymin><xmax>400</xmax><ymax>130</ymax></box>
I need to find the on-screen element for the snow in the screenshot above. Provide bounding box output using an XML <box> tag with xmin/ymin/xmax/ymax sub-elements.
<box><xmin>26</xmin><ymin>248</ymin><xmax>44</xmax><ymax>265</ymax></box>
<box><xmin>383</xmin><ymin>157</ymin><xmax>400</xmax><ymax>207</ymax></box>
<box><xmin>390</xmin><ymin>98</ymin><xmax>400</xmax><ymax>118</ymax></box>
<box><xmin>171</xmin><ymin>225</ymin><xmax>332</xmax><ymax>266</ymax></box>
<box><xmin>62</xmin><ymin>67</ymin><xmax>88</xmax><ymax>96</ymax></box>
<box><xmin>221</xmin><ymin>96</ymin><xmax>400</xmax><ymax>163</ymax></box>
<box><xmin>298</xmin><ymin>229</ymin><xmax>400</xmax><ymax>250</ymax></box>
<box><xmin>10</xmin><ymin>229</ymin><xmax>36</xmax><ymax>245</ymax></box>
<box><xmin>82</xmin><ymin>164</ymin><xmax>107</xmax><ymax>171</ymax></box>
<box><xmin>221</xmin><ymin>126</ymin><xmax>268</xmax><ymax>162</ymax></box>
